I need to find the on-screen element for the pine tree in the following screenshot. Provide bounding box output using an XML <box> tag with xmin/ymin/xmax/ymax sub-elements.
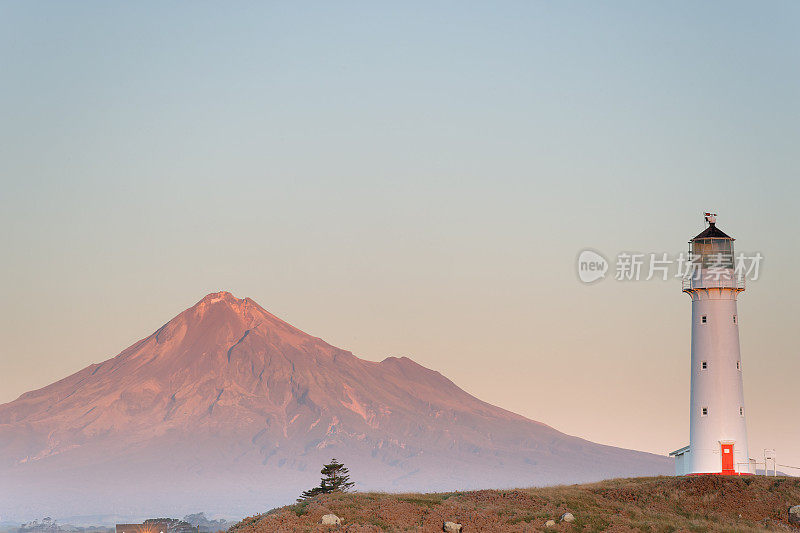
<box><xmin>320</xmin><ymin>458</ymin><xmax>354</xmax><ymax>492</ymax></box>
<box><xmin>297</xmin><ymin>484</ymin><xmax>325</xmax><ymax>501</ymax></box>
<box><xmin>297</xmin><ymin>458</ymin><xmax>355</xmax><ymax>501</ymax></box>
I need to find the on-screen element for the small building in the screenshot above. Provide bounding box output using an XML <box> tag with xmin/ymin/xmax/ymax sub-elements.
<box><xmin>116</xmin><ymin>522</ymin><xmax>170</xmax><ymax>533</ymax></box>
<box><xmin>116</xmin><ymin>521</ymin><xmax>197</xmax><ymax>533</ymax></box>
<box><xmin>669</xmin><ymin>445</ymin><xmax>691</xmax><ymax>476</ymax></box>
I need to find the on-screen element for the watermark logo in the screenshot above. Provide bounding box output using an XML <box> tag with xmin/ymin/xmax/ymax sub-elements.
<box><xmin>576</xmin><ymin>249</ymin><xmax>763</xmax><ymax>284</ymax></box>
<box><xmin>577</xmin><ymin>249</ymin><xmax>609</xmax><ymax>283</ymax></box>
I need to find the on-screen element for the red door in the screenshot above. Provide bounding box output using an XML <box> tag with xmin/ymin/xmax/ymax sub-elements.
<box><xmin>721</xmin><ymin>444</ymin><xmax>735</xmax><ymax>474</ymax></box>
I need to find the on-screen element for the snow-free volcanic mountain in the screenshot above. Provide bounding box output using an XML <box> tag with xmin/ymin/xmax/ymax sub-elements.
<box><xmin>0</xmin><ymin>292</ymin><xmax>671</xmax><ymax>521</ymax></box>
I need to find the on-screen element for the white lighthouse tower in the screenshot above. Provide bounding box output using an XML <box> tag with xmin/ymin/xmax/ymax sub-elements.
<box><xmin>670</xmin><ymin>214</ymin><xmax>751</xmax><ymax>476</ymax></box>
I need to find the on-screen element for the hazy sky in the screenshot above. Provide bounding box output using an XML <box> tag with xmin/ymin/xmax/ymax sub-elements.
<box><xmin>1</xmin><ymin>2</ymin><xmax>798</xmax><ymax>471</ymax></box>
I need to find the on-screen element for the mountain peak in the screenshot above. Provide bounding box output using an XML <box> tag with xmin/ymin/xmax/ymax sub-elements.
<box><xmin>199</xmin><ymin>290</ymin><xmax>239</xmax><ymax>304</ymax></box>
<box><xmin>190</xmin><ymin>291</ymin><xmax>252</xmax><ymax>319</ymax></box>
<box><xmin>177</xmin><ymin>291</ymin><xmax>324</xmax><ymax>352</ymax></box>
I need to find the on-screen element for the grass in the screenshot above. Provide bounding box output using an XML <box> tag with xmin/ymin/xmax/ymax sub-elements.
<box><xmin>396</xmin><ymin>496</ymin><xmax>443</xmax><ymax>508</ymax></box>
<box><xmin>230</xmin><ymin>475</ymin><xmax>800</xmax><ymax>532</ymax></box>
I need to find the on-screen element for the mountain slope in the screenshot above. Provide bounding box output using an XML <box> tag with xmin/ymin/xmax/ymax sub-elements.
<box><xmin>0</xmin><ymin>292</ymin><xmax>671</xmax><ymax>521</ymax></box>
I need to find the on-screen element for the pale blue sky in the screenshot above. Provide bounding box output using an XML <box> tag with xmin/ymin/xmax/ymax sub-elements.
<box><xmin>1</xmin><ymin>2</ymin><xmax>798</xmax><ymax>467</ymax></box>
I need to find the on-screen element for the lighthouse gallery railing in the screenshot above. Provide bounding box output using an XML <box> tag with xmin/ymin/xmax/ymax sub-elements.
<box><xmin>682</xmin><ymin>273</ymin><xmax>746</xmax><ymax>292</ymax></box>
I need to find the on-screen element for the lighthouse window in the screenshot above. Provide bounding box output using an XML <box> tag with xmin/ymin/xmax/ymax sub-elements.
<box><xmin>701</xmin><ymin>315</ymin><xmax>707</xmax><ymax>324</ymax></box>
<box><xmin>737</xmin><ymin>361</ymin><xmax>741</xmax><ymax>371</ymax></box>
<box><xmin>701</xmin><ymin>407</ymin><xmax>708</xmax><ymax>416</ymax></box>
<box><xmin>701</xmin><ymin>361</ymin><xmax>708</xmax><ymax>370</ymax></box>
<box><xmin>740</xmin><ymin>407</ymin><xmax>744</xmax><ymax>416</ymax></box>
<box><xmin>733</xmin><ymin>315</ymin><xmax>737</xmax><ymax>324</ymax></box>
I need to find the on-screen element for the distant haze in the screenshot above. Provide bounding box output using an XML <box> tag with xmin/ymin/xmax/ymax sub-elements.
<box><xmin>1</xmin><ymin>0</ymin><xmax>798</xmax><ymax>481</ymax></box>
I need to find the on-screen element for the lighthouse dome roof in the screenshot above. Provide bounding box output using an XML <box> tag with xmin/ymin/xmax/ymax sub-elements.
<box><xmin>692</xmin><ymin>222</ymin><xmax>733</xmax><ymax>241</ymax></box>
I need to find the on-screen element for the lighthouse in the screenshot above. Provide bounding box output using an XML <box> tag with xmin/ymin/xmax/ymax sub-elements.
<box><xmin>670</xmin><ymin>214</ymin><xmax>750</xmax><ymax>476</ymax></box>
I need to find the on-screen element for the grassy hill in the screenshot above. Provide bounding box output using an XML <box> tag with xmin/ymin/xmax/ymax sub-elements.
<box><xmin>231</xmin><ymin>476</ymin><xmax>800</xmax><ymax>532</ymax></box>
